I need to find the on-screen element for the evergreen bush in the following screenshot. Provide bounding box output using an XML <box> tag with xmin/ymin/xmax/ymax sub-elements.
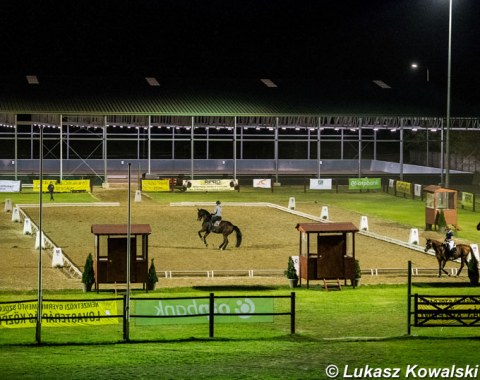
<box><xmin>436</xmin><ymin>210</ymin><xmax>447</xmax><ymax>231</ymax></box>
<box><xmin>81</xmin><ymin>253</ymin><xmax>95</xmax><ymax>291</ymax></box>
<box><xmin>284</xmin><ymin>256</ymin><xmax>298</xmax><ymax>280</ymax></box>
<box><xmin>147</xmin><ymin>258</ymin><xmax>159</xmax><ymax>290</ymax></box>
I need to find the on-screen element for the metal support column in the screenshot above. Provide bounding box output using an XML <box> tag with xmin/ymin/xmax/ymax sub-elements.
<box><xmin>233</xmin><ymin>117</ymin><xmax>237</xmax><ymax>181</ymax></box>
<box><xmin>400</xmin><ymin>120</ymin><xmax>404</xmax><ymax>181</ymax></box>
<box><xmin>190</xmin><ymin>117</ymin><xmax>194</xmax><ymax>180</ymax></box>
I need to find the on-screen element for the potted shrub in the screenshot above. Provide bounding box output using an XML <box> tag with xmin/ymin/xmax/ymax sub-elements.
<box><xmin>81</xmin><ymin>253</ymin><xmax>95</xmax><ymax>292</ymax></box>
<box><xmin>467</xmin><ymin>254</ymin><xmax>479</xmax><ymax>286</ymax></box>
<box><xmin>284</xmin><ymin>256</ymin><xmax>299</xmax><ymax>288</ymax></box>
<box><xmin>354</xmin><ymin>259</ymin><xmax>362</xmax><ymax>287</ymax></box>
<box><xmin>147</xmin><ymin>258</ymin><xmax>159</xmax><ymax>291</ymax></box>
<box><xmin>436</xmin><ymin>210</ymin><xmax>447</xmax><ymax>233</ymax></box>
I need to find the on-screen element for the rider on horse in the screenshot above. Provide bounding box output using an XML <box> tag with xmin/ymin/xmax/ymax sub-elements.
<box><xmin>444</xmin><ymin>229</ymin><xmax>456</xmax><ymax>259</ymax></box>
<box><xmin>210</xmin><ymin>201</ymin><xmax>223</xmax><ymax>231</ymax></box>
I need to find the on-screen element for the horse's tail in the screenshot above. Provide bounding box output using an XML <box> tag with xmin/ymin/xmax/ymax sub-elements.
<box><xmin>233</xmin><ymin>225</ymin><xmax>242</xmax><ymax>247</ymax></box>
<box><xmin>467</xmin><ymin>245</ymin><xmax>475</xmax><ymax>262</ymax></box>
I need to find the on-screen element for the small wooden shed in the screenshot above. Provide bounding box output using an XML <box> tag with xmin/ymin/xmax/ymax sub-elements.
<box><xmin>296</xmin><ymin>222</ymin><xmax>358</xmax><ymax>289</ymax></box>
<box><xmin>91</xmin><ymin>224</ymin><xmax>152</xmax><ymax>290</ymax></box>
<box><xmin>423</xmin><ymin>185</ymin><xmax>457</xmax><ymax>230</ymax></box>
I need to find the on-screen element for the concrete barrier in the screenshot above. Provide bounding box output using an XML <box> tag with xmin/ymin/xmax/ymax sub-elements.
<box><xmin>360</xmin><ymin>216</ymin><xmax>369</xmax><ymax>231</ymax></box>
<box><xmin>320</xmin><ymin>206</ymin><xmax>329</xmax><ymax>220</ymax></box>
<box><xmin>288</xmin><ymin>197</ymin><xmax>295</xmax><ymax>210</ymax></box>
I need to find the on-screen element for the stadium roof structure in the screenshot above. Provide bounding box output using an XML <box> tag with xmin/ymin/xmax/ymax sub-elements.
<box><xmin>1</xmin><ymin>76</ymin><xmax>479</xmax><ymax>130</ymax></box>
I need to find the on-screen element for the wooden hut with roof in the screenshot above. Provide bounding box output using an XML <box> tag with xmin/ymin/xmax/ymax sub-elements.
<box><xmin>296</xmin><ymin>222</ymin><xmax>358</xmax><ymax>289</ymax></box>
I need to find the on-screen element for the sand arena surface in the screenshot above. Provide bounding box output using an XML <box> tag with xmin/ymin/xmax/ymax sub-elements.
<box><xmin>0</xmin><ymin>189</ymin><xmax>469</xmax><ymax>291</ymax></box>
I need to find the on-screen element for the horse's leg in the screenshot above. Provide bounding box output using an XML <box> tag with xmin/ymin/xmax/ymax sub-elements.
<box><xmin>203</xmin><ymin>231</ymin><xmax>210</xmax><ymax>247</ymax></box>
<box><xmin>198</xmin><ymin>229</ymin><xmax>209</xmax><ymax>247</ymax></box>
<box><xmin>219</xmin><ymin>235</ymin><xmax>229</xmax><ymax>250</ymax></box>
<box><xmin>437</xmin><ymin>257</ymin><xmax>450</xmax><ymax>277</ymax></box>
<box><xmin>440</xmin><ymin>259</ymin><xmax>450</xmax><ymax>276</ymax></box>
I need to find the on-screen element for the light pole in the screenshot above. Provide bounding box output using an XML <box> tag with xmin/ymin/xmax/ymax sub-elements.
<box><xmin>445</xmin><ymin>0</ymin><xmax>453</xmax><ymax>188</ymax></box>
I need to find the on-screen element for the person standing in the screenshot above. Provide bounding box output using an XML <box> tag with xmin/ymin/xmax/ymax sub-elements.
<box><xmin>48</xmin><ymin>181</ymin><xmax>55</xmax><ymax>201</ymax></box>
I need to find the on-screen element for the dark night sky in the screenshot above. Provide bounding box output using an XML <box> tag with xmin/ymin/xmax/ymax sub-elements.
<box><xmin>1</xmin><ymin>0</ymin><xmax>479</xmax><ymax>93</ymax></box>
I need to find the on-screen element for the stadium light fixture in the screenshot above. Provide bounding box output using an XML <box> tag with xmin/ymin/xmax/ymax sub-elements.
<box><xmin>410</xmin><ymin>62</ymin><xmax>430</xmax><ymax>82</ymax></box>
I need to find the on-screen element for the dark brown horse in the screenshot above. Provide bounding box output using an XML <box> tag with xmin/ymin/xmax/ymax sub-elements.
<box><xmin>197</xmin><ymin>208</ymin><xmax>242</xmax><ymax>250</ymax></box>
<box><xmin>424</xmin><ymin>238</ymin><xmax>471</xmax><ymax>277</ymax></box>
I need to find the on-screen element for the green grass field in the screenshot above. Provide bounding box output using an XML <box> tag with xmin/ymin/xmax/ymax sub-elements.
<box><xmin>1</xmin><ymin>187</ymin><xmax>480</xmax><ymax>379</ymax></box>
<box><xmin>1</xmin><ymin>285</ymin><xmax>480</xmax><ymax>379</ymax></box>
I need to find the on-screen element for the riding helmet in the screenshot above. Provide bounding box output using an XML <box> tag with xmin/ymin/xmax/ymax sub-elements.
<box><xmin>216</xmin><ymin>200</ymin><xmax>221</xmax><ymax>205</ymax></box>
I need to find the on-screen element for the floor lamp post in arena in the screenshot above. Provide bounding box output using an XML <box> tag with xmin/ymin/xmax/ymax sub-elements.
<box><xmin>124</xmin><ymin>162</ymin><xmax>132</xmax><ymax>341</ymax></box>
<box><xmin>36</xmin><ymin>126</ymin><xmax>44</xmax><ymax>344</ymax></box>
<box><xmin>445</xmin><ymin>0</ymin><xmax>453</xmax><ymax>188</ymax></box>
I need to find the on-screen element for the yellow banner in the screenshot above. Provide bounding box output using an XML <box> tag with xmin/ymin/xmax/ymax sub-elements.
<box><xmin>33</xmin><ymin>180</ymin><xmax>90</xmax><ymax>193</ymax></box>
<box><xmin>0</xmin><ymin>300</ymin><xmax>119</xmax><ymax>328</ymax></box>
<box><xmin>142</xmin><ymin>179</ymin><xmax>171</xmax><ymax>192</ymax></box>
<box><xmin>395</xmin><ymin>180</ymin><xmax>411</xmax><ymax>194</ymax></box>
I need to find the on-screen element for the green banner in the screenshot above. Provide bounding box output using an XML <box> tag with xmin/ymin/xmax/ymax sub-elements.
<box><xmin>133</xmin><ymin>297</ymin><xmax>274</xmax><ymax>325</ymax></box>
<box><xmin>348</xmin><ymin>178</ymin><xmax>381</xmax><ymax>190</ymax></box>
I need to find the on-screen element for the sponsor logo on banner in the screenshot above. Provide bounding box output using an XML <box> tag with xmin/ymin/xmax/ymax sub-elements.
<box><xmin>0</xmin><ymin>300</ymin><xmax>119</xmax><ymax>328</ymax></box>
<box><xmin>396</xmin><ymin>180</ymin><xmax>411</xmax><ymax>194</ymax></box>
<box><xmin>253</xmin><ymin>179</ymin><xmax>271</xmax><ymax>188</ymax></box>
<box><xmin>183</xmin><ymin>179</ymin><xmax>238</xmax><ymax>192</ymax></box>
<box><xmin>348</xmin><ymin>178</ymin><xmax>381</xmax><ymax>190</ymax></box>
<box><xmin>134</xmin><ymin>297</ymin><xmax>274</xmax><ymax>325</ymax></box>
<box><xmin>0</xmin><ymin>180</ymin><xmax>21</xmax><ymax>193</ymax></box>
<box><xmin>309</xmin><ymin>178</ymin><xmax>332</xmax><ymax>190</ymax></box>
<box><xmin>33</xmin><ymin>180</ymin><xmax>90</xmax><ymax>193</ymax></box>
<box><xmin>141</xmin><ymin>179</ymin><xmax>171</xmax><ymax>192</ymax></box>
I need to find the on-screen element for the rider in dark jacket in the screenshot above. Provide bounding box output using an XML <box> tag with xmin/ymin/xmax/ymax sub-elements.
<box><xmin>444</xmin><ymin>229</ymin><xmax>456</xmax><ymax>258</ymax></box>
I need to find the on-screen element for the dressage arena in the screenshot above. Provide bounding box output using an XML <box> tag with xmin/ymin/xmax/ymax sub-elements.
<box><xmin>0</xmin><ymin>188</ymin><xmax>469</xmax><ymax>290</ymax></box>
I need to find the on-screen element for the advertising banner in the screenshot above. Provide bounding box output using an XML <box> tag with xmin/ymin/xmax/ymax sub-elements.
<box><xmin>183</xmin><ymin>179</ymin><xmax>238</xmax><ymax>192</ymax></box>
<box><xmin>461</xmin><ymin>192</ymin><xmax>474</xmax><ymax>209</ymax></box>
<box><xmin>309</xmin><ymin>178</ymin><xmax>332</xmax><ymax>190</ymax></box>
<box><xmin>348</xmin><ymin>178</ymin><xmax>381</xmax><ymax>190</ymax></box>
<box><xmin>142</xmin><ymin>179</ymin><xmax>171</xmax><ymax>192</ymax></box>
<box><xmin>396</xmin><ymin>180</ymin><xmax>411</xmax><ymax>194</ymax></box>
<box><xmin>133</xmin><ymin>297</ymin><xmax>274</xmax><ymax>325</ymax></box>
<box><xmin>253</xmin><ymin>179</ymin><xmax>271</xmax><ymax>188</ymax></box>
<box><xmin>33</xmin><ymin>180</ymin><xmax>90</xmax><ymax>193</ymax></box>
<box><xmin>414</xmin><ymin>184</ymin><xmax>423</xmax><ymax>197</ymax></box>
<box><xmin>415</xmin><ymin>296</ymin><xmax>480</xmax><ymax>327</ymax></box>
<box><xmin>0</xmin><ymin>180</ymin><xmax>21</xmax><ymax>193</ymax></box>
<box><xmin>0</xmin><ymin>300</ymin><xmax>119</xmax><ymax>328</ymax></box>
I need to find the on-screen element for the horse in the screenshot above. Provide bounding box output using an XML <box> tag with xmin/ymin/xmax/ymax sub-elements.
<box><xmin>424</xmin><ymin>238</ymin><xmax>472</xmax><ymax>277</ymax></box>
<box><xmin>197</xmin><ymin>208</ymin><xmax>242</xmax><ymax>250</ymax></box>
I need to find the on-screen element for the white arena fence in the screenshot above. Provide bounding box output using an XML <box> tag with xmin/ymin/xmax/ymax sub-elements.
<box><xmin>7</xmin><ymin>200</ymin><xmax>455</xmax><ymax>283</ymax></box>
